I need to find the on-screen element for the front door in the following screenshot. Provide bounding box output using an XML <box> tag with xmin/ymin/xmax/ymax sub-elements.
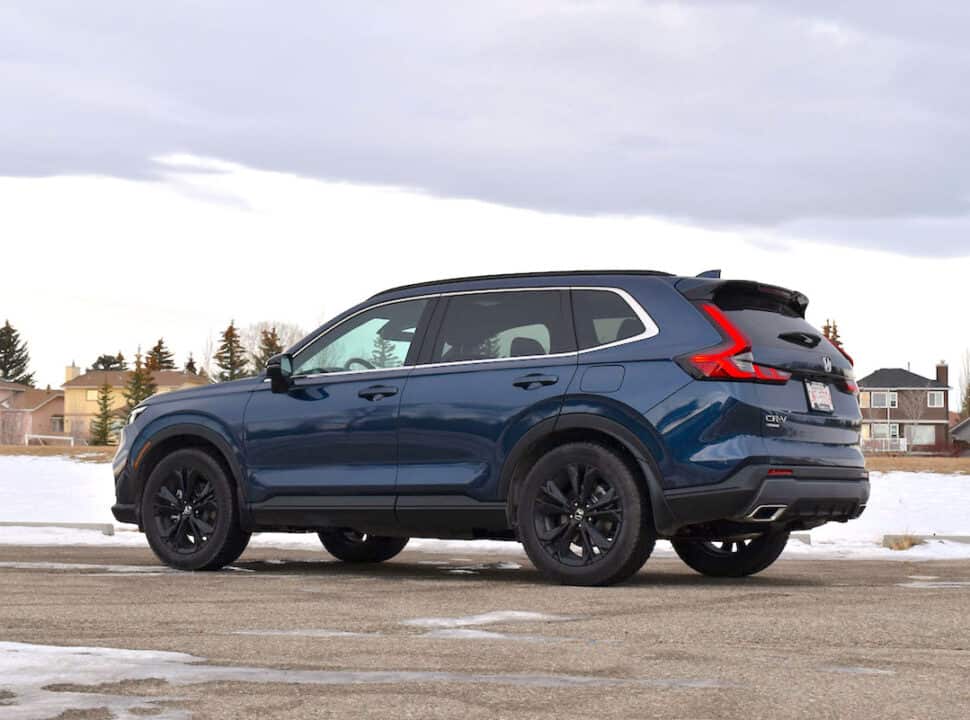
<box><xmin>244</xmin><ymin>297</ymin><xmax>433</xmax><ymax>521</ymax></box>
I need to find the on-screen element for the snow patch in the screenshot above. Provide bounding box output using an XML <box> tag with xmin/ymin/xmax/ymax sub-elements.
<box><xmin>402</xmin><ymin>610</ymin><xmax>573</xmax><ymax>628</ymax></box>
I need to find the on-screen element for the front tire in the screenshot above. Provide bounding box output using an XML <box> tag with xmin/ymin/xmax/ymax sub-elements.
<box><xmin>318</xmin><ymin>529</ymin><xmax>409</xmax><ymax>563</ymax></box>
<box><xmin>517</xmin><ymin>442</ymin><xmax>655</xmax><ymax>586</ymax></box>
<box><xmin>142</xmin><ymin>448</ymin><xmax>251</xmax><ymax>571</ymax></box>
<box><xmin>672</xmin><ymin>531</ymin><xmax>789</xmax><ymax>577</ymax></box>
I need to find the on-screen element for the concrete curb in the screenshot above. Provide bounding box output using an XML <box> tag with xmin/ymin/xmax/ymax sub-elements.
<box><xmin>0</xmin><ymin>521</ymin><xmax>115</xmax><ymax>536</ymax></box>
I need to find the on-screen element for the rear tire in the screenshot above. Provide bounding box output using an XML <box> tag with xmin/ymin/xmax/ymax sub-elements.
<box><xmin>318</xmin><ymin>529</ymin><xmax>409</xmax><ymax>563</ymax></box>
<box><xmin>517</xmin><ymin>442</ymin><xmax>655</xmax><ymax>586</ymax></box>
<box><xmin>142</xmin><ymin>448</ymin><xmax>251</xmax><ymax>571</ymax></box>
<box><xmin>672</xmin><ymin>531</ymin><xmax>789</xmax><ymax>577</ymax></box>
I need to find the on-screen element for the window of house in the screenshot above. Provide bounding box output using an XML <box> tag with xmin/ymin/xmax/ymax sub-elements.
<box><xmin>430</xmin><ymin>290</ymin><xmax>572</xmax><ymax>363</ymax></box>
<box><xmin>871</xmin><ymin>423</ymin><xmax>899</xmax><ymax>439</ymax></box>
<box><xmin>50</xmin><ymin>416</ymin><xmax>64</xmax><ymax>433</ymax></box>
<box><xmin>85</xmin><ymin>389</ymin><xmax>99</xmax><ymax>401</ymax></box>
<box><xmin>906</xmin><ymin>425</ymin><xmax>936</xmax><ymax>446</ymax></box>
<box><xmin>858</xmin><ymin>391</ymin><xmax>870</xmax><ymax>409</ymax></box>
<box><xmin>871</xmin><ymin>392</ymin><xmax>888</xmax><ymax>408</ymax></box>
<box><xmin>293</xmin><ymin>298</ymin><xmax>430</xmax><ymax>375</ymax></box>
<box><xmin>927</xmin><ymin>391</ymin><xmax>944</xmax><ymax>408</ymax></box>
<box><xmin>889</xmin><ymin>392</ymin><xmax>898</xmax><ymax>408</ymax></box>
<box><xmin>571</xmin><ymin>289</ymin><xmax>646</xmax><ymax>350</ymax></box>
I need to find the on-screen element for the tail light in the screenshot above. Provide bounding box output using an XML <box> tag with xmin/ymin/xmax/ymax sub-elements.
<box><xmin>678</xmin><ymin>304</ymin><xmax>791</xmax><ymax>384</ymax></box>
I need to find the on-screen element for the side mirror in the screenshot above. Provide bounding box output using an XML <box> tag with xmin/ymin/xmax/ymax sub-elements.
<box><xmin>266</xmin><ymin>353</ymin><xmax>293</xmax><ymax>394</ymax></box>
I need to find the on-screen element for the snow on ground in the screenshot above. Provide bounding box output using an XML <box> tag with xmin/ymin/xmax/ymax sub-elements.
<box><xmin>1</xmin><ymin>455</ymin><xmax>969</xmax><ymax>560</ymax></box>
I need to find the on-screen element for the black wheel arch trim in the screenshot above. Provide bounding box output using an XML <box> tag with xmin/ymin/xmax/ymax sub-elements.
<box><xmin>499</xmin><ymin>412</ymin><xmax>678</xmax><ymax>536</ymax></box>
<box><xmin>131</xmin><ymin>422</ymin><xmax>251</xmax><ymax>530</ymax></box>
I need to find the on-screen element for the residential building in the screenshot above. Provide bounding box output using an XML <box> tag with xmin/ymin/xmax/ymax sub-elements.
<box><xmin>62</xmin><ymin>364</ymin><xmax>209</xmax><ymax>441</ymax></box>
<box><xmin>858</xmin><ymin>364</ymin><xmax>951</xmax><ymax>452</ymax></box>
<box><xmin>0</xmin><ymin>382</ymin><xmax>65</xmax><ymax>444</ymax></box>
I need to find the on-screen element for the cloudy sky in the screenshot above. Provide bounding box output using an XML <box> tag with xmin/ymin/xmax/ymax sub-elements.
<box><xmin>1</xmin><ymin>2</ymin><xmax>969</xmax><ymax>391</ymax></box>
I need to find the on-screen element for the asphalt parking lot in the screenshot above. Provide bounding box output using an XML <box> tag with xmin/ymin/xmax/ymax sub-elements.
<box><xmin>2</xmin><ymin>543</ymin><xmax>969</xmax><ymax>720</ymax></box>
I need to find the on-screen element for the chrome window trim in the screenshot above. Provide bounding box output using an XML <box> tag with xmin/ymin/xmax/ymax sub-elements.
<box><xmin>288</xmin><ymin>285</ymin><xmax>659</xmax><ymax>381</ymax></box>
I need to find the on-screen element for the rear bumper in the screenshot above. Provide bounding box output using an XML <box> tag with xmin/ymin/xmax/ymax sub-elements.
<box><xmin>662</xmin><ymin>465</ymin><xmax>869</xmax><ymax>533</ymax></box>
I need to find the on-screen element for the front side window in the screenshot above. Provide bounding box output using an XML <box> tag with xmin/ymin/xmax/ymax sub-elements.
<box><xmin>927</xmin><ymin>391</ymin><xmax>944</xmax><ymax>408</ymax></box>
<box><xmin>293</xmin><ymin>298</ymin><xmax>429</xmax><ymax>375</ymax></box>
<box><xmin>430</xmin><ymin>291</ymin><xmax>572</xmax><ymax>363</ymax></box>
<box><xmin>572</xmin><ymin>289</ymin><xmax>646</xmax><ymax>350</ymax></box>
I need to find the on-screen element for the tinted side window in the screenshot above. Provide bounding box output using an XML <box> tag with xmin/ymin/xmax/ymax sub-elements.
<box><xmin>572</xmin><ymin>290</ymin><xmax>645</xmax><ymax>350</ymax></box>
<box><xmin>293</xmin><ymin>298</ymin><xmax>429</xmax><ymax>375</ymax></box>
<box><xmin>430</xmin><ymin>291</ymin><xmax>573</xmax><ymax>363</ymax></box>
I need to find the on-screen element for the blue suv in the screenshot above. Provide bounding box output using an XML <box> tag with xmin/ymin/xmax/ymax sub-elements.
<box><xmin>112</xmin><ymin>270</ymin><xmax>868</xmax><ymax>586</ymax></box>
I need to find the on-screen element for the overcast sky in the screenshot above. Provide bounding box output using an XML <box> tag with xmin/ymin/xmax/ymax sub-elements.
<box><xmin>1</xmin><ymin>2</ymin><xmax>969</xmax><ymax>391</ymax></box>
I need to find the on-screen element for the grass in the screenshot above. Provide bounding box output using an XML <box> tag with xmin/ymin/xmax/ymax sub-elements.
<box><xmin>884</xmin><ymin>534</ymin><xmax>926</xmax><ymax>551</ymax></box>
<box><xmin>865</xmin><ymin>455</ymin><xmax>970</xmax><ymax>474</ymax></box>
<box><xmin>0</xmin><ymin>444</ymin><xmax>115</xmax><ymax>463</ymax></box>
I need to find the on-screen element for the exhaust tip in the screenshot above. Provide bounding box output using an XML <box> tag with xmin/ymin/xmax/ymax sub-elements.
<box><xmin>746</xmin><ymin>504</ymin><xmax>787</xmax><ymax>522</ymax></box>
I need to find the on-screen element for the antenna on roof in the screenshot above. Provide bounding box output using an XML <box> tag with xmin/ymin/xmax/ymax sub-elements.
<box><xmin>697</xmin><ymin>269</ymin><xmax>721</xmax><ymax>279</ymax></box>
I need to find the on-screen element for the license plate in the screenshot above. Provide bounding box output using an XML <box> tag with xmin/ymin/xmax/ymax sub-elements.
<box><xmin>805</xmin><ymin>381</ymin><xmax>834</xmax><ymax>412</ymax></box>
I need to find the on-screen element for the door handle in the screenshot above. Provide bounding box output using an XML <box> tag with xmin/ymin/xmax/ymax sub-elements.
<box><xmin>513</xmin><ymin>374</ymin><xmax>558</xmax><ymax>390</ymax></box>
<box><xmin>358</xmin><ymin>385</ymin><xmax>399</xmax><ymax>401</ymax></box>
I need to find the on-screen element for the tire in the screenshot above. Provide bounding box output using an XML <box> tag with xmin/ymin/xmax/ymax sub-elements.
<box><xmin>516</xmin><ymin>442</ymin><xmax>655</xmax><ymax>586</ymax></box>
<box><xmin>141</xmin><ymin>448</ymin><xmax>251</xmax><ymax>571</ymax></box>
<box><xmin>672</xmin><ymin>531</ymin><xmax>790</xmax><ymax>578</ymax></box>
<box><xmin>318</xmin><ymin>529</ymin><xmax>409</xmax><ymax>563</ymax></box>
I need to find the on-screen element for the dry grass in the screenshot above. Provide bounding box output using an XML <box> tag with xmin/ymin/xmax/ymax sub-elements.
<box><xmin>0</xmin><ymin>444</ymin><xmax>115</xmax><ymax>463</ymax></box>
<box><xmin>865</xmin><ymin>455</ymin><xmax>970</xmax><ymax>474</ymax></box>
<box><xmin>884</xmin><ymin>534</ymin><xmax>926</xmax><ymax>551</ymax></box>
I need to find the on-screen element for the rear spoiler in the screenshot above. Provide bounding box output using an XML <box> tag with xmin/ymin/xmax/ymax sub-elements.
<box><xmin>674</xmin><ymin>278</ymin><xmax>809</xmax><ymax>319</ymax></box>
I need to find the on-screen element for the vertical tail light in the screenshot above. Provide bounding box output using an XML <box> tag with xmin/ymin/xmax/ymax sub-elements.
<box><xmin>678</xmin><ymin>303</ymin><xmax>791</xmax><ymax>384</ymax></box>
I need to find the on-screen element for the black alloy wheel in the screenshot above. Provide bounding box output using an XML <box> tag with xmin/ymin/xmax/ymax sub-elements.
<box><xmin>672</xmin><ymin>531</ymin><xmax>790</xmax><ymax>577</ymax></box>
<box><xmin>517</xmin><ymin>442</ymin><xmax>655</xmax><ymax>586</ymax></box>
<box><xmin>533</xmin><ymin>462</ymin><xmax>623</xmax><ymax>567</ymax></box>
<box><xmin>141</xmin><ymin>448</ymin><xmax>250</xmax><ymax>571</ymax></box>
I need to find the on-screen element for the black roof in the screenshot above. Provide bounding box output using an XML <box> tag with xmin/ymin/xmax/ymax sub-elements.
<box><xmin>857</xmin><ymin>368</ymin><xmax>948</xmax><ymax>389</ymax></box>
<box><xmin>371</xmin><ymin>270</ymin><xmax>674</xmax><ymax>298</ymax></box>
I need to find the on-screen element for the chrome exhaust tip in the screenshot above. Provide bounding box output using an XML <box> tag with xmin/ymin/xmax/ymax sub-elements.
<box><xmin>745</xmin><ymin>504</ymin><xmax>788</xmax><ymax>522</ymax></box>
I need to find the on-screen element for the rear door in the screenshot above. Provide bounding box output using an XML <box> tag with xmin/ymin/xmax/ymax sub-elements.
<box><xmin>395</xmin><ymin>289</ymin><xmax>578</xmax><ymax>523</ymax></box>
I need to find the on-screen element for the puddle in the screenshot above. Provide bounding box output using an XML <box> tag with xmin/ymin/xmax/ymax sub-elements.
<box><xmin>0</xmin><ymin>640</ymin><xmax>728</xmax><ymax>718</ymax></box>
<box><xmin>401</xmin><ymin>610</ymin><xmax>573</xmax><ymax>628</ymax></box>
<box><xmin>819</xmin><ymin>665</ymin><xmax>895</xmax><ymax>676</ymax></box>
<box><xmin>422</xmin><ymin>628</ymin><xmax>561</xmax><ymax>643</ymax></box>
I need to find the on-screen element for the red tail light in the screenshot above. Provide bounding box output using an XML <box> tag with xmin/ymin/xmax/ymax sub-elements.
<box><xmin>680</xmin><ymin>304</ymin><xmax>791</xmax><ymax>384</ymax></box>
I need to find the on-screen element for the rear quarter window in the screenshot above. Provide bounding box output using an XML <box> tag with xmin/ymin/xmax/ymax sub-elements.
<box><xmin>572</xmin><ymin>289</ymin><xmax>645</xmax><ymax>350</ymax></box>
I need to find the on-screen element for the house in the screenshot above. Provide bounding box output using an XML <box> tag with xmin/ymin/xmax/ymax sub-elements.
<box><xmin>62</xmin><ymin>364</ymin><xmax>209</xmax><ymax>441</ymax></box>
<box><xmin>952</xmin><ymin>416</ymin><xmax>970</xmax><ymax>452</ymax></box>
<box><xmin>0</xmin><ymin>382</ymin><xmax>66</xmax><ymax>444</ymax></box>
<box><xmin>858</xmin><ymin>363</ymin><xmax>951</xmax><ymax>452</ymax></box>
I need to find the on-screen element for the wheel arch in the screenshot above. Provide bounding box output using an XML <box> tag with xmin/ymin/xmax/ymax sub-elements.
<box><xmin>131</xmin><ymin>421</ymin><xmax>249</xmax><ymax>529</ymax></box>
<box><xmin>500</xmin><ymin>412</ymin><xmax>678</xmax><ymax>535</ymax></box>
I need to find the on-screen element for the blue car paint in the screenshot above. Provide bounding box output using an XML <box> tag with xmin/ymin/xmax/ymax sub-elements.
<box><xmin>114</xmin><ymin>272</ymin><xmax>864</xmax><ymax>535</ymax></box>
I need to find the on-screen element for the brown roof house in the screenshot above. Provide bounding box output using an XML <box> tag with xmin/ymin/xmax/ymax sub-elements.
<box><xmin>62</xmin><ymin>364</ymin><xmax>209</xmax><ymax>442</ymax></box>
<box><xmin>0</xmin><ymin>382</ymin><xmax>65</xmax><ymax>445</ymax></box>
<box><xmin>858</xmin><ymin>363</ymin><xmax>951</xmax><ymax>452</ymax></box>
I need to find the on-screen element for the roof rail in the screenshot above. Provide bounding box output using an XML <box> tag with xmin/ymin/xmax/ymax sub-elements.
<box><xmin>371</xmin><ymin>269</ymin><xmax>673</xmax><ymax>298</ymax></box>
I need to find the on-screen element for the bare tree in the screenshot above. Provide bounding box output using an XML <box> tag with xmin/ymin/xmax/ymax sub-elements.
<box><xmin>960</xmin><ymin>349</ymin><xmax>970</xmax><ymax>419</ymax></box>
<box><xmin>898</xmin><ymin>390</ymin><xmax>929</xmax><ymax>451</ymax></box>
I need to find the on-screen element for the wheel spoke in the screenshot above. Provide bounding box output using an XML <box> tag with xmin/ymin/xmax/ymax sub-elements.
<box><xmin>540</xmin><ymin>481</ymin><xmax>571</xmax><ymax>512</ymax></box>
<box><xmin>586</xmin><ymin>487</ymin><xmax>617</xmax><ymax>511</ymax></box>
<box><xmin>579</xmin><ymin>467</ymin><xmax>599</xmax><ymax>503</ymax></box>
<box><xmin>551</xmin><ymin>520</ymin><xmax>579</xmax><ymax>558</ymax></box>
<box><xmin>585</xmin><ymin>522</ymin><xmax>614</xmax><ymax>551</ymax></box>
<box><xmin>537</xmin><ymin>518</ymin><xmax>571</xmax><ymax>543</ymax></box>
<box><xmin>577</xmin><ymin>525</ymin><xmax>595</xmax><ymax>563</ymax></box>
<box><xmin>564</xmin><ymin>465</ymin><xmax>581</xmax><ymax>500</ymax></box>
<box><xmin>585</xmin><ymin>508</ymin><xmax>620</xmax><ymax>521</ymax></box>
<box><xmin>191</xmin><ymin>515</ymin><xmax>214</xmax><ymax>537</ymax></box>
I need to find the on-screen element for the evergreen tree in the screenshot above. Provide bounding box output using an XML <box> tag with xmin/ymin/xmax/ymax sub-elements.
<box><xmin>370</xmin><ymin>333</ymin><xmax>400</xmax><ymax>369</ymax></box>
<box><xmin>89</xmin><ymin>381</ymin><xmax>114</xmax><ymax>446</ymax></box>
<box><xmin>146</xmin><ymin>338</ymin><xmax>176</xmax><ymax>371</ymax></box>
<box><xmin>822</xmin><ymin>319</ymin><xmax>843</xmax><ymax>348</ymax></box>
<box><xmin>215</xmin><ymin>322</ymin><xmax>249</xmax><ymax>381</ymax></box>
<box><xmin>0</xmin><ymin>320</ymin><xmax>34</xmax><ymax>386</ymax></box>
<box><xmin>252</xmin><ymin>327</ymin><xmax>284</xmax><ymax>370</ymax></box>
<box><xmin>184</xmin><ymin>353</ymin><xmax>198</xmax><ymax>374</ymax></box>
<box><xmin>90</xmin><ymin>352</ymin><xmax>127</xmax><ymax>371</ymax></box>
<box><xmin>962</xmin><ymin>386</ymin><xmax>970</xmax><ymax>421</ymax></box>
<box><xmin>123</xmin><ymin>352</ymin><xmax>157</xmax><ymax>412</ymax></box>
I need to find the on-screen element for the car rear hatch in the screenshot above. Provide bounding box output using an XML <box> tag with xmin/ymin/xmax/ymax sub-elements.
<box><xmin>674</xmin><ymin>278</ymin><xmax>861</xmax><ymax>450</ymax></box>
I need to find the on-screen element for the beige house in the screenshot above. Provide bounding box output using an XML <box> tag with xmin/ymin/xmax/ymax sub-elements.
<box><xmin>62</xmin><ymin>364</ymin><xmax>209</xmax><ymax>441</ymax></box>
